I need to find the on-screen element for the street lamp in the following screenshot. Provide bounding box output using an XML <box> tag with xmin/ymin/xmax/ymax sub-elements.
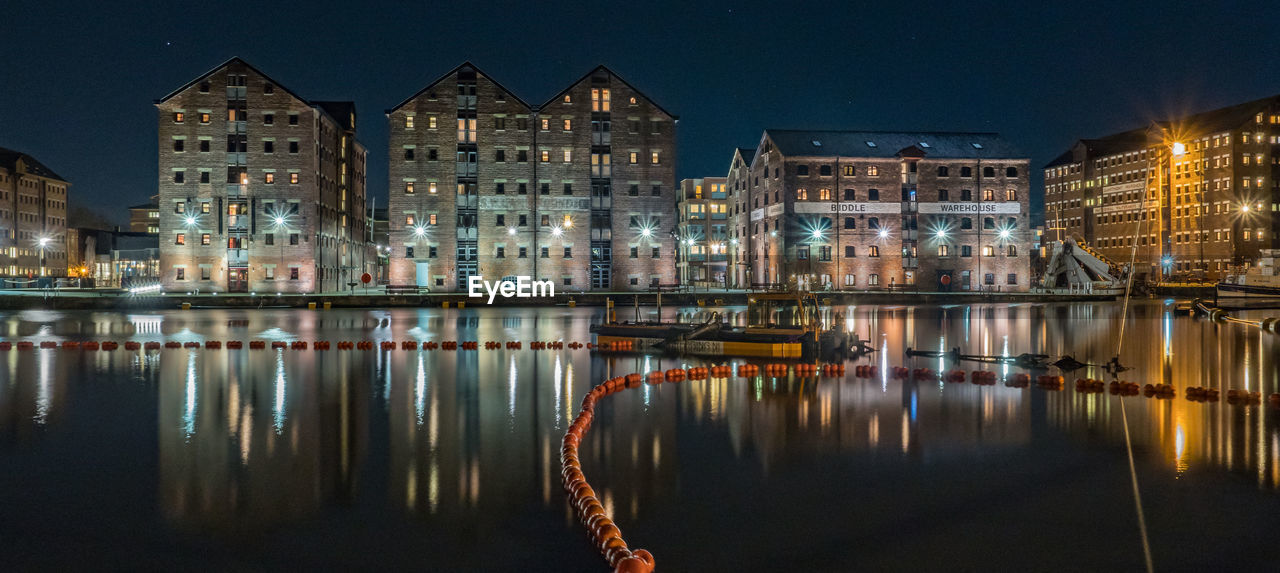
<box><xmin>38</xmin><ymin>237</ymin><xmax>50</xmax><ymax>277</ymax></box>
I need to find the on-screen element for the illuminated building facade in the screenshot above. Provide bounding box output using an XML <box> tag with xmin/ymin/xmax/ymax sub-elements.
<box><xmin>0</xmin><ymin>147</ymin><xmax>69</xmax><ymax>278</ymax></box>
<box><xmin>730</xmin><ymin>130</ymin><xmax>1032</xmax><ymax>291</ymax></box>
<box><xmin>385</xmin><ymin>62</ymin><xmax>677</xmax><ymax>291</ymax></box>
<box><xmin>156</xmin><ymin>57</ymin><xmax>371</xmax><ymax>294</ymax></box>
<box><xmin>1045</xmin><ymin>96</ymin><xmax>1280</xmax><ymax>280</ymax></box>
<box><xmin>676</xmin><ymin>177</ymin><xmax>728</xmax><ymax>286</ymax></box>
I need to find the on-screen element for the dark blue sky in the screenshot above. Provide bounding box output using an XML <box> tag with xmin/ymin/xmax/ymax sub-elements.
<box><xmin>3</xmin><ymin>0</ymin><xmax>1279</xmax><ymax>225</ymax></box>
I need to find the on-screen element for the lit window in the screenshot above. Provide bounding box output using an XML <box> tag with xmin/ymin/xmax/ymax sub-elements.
<box><xmin>651</xmin><ymin>151</ymin><xmax>660</xmax><ymax>164</ymax></box>
<box><xmin>174</xmin><ymin>112</ymin><xmax>184</xmax><ymax>122</ymax></box>
<box><xmin>199</xmin><ymin>113</ymin><xmax>210</xmax><ymax>124</ymax></box>
<box><xmin>982</xmin><ymin>246</ymin><xmax>995</xmax><ymax>256</ymax></box>
<box><xmin>629</xmin><ymin>152</ymin><xmax>638</xmax><ymax>164</ymax></box>
<box><xmin>541</xmin><ymin>118</ymin><xmax>550</xmax><ymax>130</ymax></box>
<box><xmin>428</xmin><ymin>116</ymin><xmax>437</xmax><ymax>129</ymax></box>
<box><xmin>563</xmin><ymin>119</ymin><xmax>572</xmax><ymax>131</ymax></box>
<box><xmin>429</xmin><ymin>182</ymin><xmax>437</xmax><ymax>194</ymax></box>
<box><xmin>819</xmin><ymin>188</ymin><xmax>831</xmax><ymax>200</ymax></box>
<box><xmin>265</xmin><ymin>173</ymin><xmax>274</xmax><ymax>184</ymax></box>
<box><xmin>867</xmin><ymin>166</ymin><xmax>879</xmax><ymax>176</ymax></box>
<box><xmin>201</xmin><ymin>234</ymin><xmax>211</xmax><ymax>245</ymax></box>
<box><xmin>406</xmin><ymin>215</ymin><xmax>415</xmax><ymax>225</ymax></box>
<box><xmin>290</xmin><ymin>173</ymin><xmax>299</xmax><ymax>184</ymax></box>
<box><xmin>563</xmin><ymin>94</ymin><xmax>572</xmax><ymax>103</ymax></box>
<box><xmin>428</xmin><ymin>214</ymin><xmax>437</xmax><ymax>225</ymax></box>
<box><xmin>563</xmin><ymin>149</ymin><xmax>572</xmax><ymax>163</ymax></box>
<box><xmin>405</xmin><ymin>116</ymin><xmax>415</xmax><ymax>129</ymax></box>
<box><xmin>541</xmin><ymin>150</ymin><xmax>550</xmax><ymax>162</ymax></box>
<box><xmin>796</xmin><ymin>189</ymin><xmax>808</xmax><ymax>200</ymax></box>
<box><xmin>175</xmin><ymin>234</ymin><xmax>185</xmax><ymax>245</ymax></box>
<box><xmin>406</xmin><ymin>182</ymin><xmax>415</xmax><ymax>194</ymax></box>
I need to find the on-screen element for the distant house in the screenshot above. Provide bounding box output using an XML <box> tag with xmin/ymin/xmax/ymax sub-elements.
<box><xmin>69</xmin><ymin>228</ymin><xmax>160</xmax><ymax>288</ymax></box>
<box><xmin>129</xmin><ymin>195</ymin><xmax>160</xmax><ymax>233</ymax></box>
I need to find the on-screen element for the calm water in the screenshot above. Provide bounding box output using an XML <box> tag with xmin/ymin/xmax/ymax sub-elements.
<box><xmin>2</xmin><ymin>302</ymin><xmax>1280</xmax><ymax>571</ymax></box>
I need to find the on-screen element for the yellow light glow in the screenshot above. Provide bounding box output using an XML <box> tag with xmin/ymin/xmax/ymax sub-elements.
<box><xmin>1171</xmin><ymin>142</ymin><xmax>1186</xmax><ymax>157</ymax></box>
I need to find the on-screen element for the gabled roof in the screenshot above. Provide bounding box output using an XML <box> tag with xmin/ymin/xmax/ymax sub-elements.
<box><xmin>763</xmin><ymin>129</ymin><xmax>1023</xmax><ymax>160</ymax></box>
<box><xmin>386</xmin><ymin>61</ymin><xmax>532</xmax><ymax>114</ymax></box>
<box><xmin>730</xmin><ymin>146</ymin><xmax>756</xmax><ymax>171</ymax></box>
<box><xmin>313</xmin><ymin>101</ymin><xmax>357</xmax><ymax>130</ymax></box>
<box><xmin>1166</xmin><ymin>94</ymin><xmax>1280</xmax><ymax>133</ymax></box>
<box><xmin>1043</xmin><ymin>149</ymin><xmax>1076</xmax><ymax>169</ymax></box>
<box><xmin>0</xmin><ymin>146</ymin><xmax>67</xmax><ymax>181</ymax></box>
<box><xmin>156</xmin><ymin>56</ymin><xmax>311</xmax><ymax>105</ymax></box>
<box><xmin>538</xmin><ymin>65</ymin><xmax>678</xmax><ymax>119</ymax></box>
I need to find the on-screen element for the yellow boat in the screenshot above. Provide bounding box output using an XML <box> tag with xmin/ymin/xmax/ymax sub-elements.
<box><xmin>591</xmin><ymin>291</ymin><xmax>851</xmax><ymax>359</ymax></box>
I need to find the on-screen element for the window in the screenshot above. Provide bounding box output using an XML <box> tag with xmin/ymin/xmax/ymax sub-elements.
<box><xmin>199</xmin><ymin>140</ymin><xmax>210</xmax><ymax>152</ymax></box>
<box><xmin>844</xmin><ymin>217</ymin><xmax>855</xmax><ymax>229</ymax></box>
<box><xmin>1007</xmin><ymin>273</ymin><xmax>1017</xmax><ymax>285</ymax></box>
<box><xmin>797</xmin><ymin>165</ymin><xmax>810</xmax><ymax>176</ymax></box>
<box><xmin>796</xmin><ymin>188</ymin><xmax>808</xmax><ymax>200</ymax></box>
<box><xmin>628</xmin><ymin>184</ymin><xmax>639</xmax><ymax>197</ymax></box>
<box><xmin>564</xmin><ymin>247</ymin><xmax>572</xmax><ymax>258</ymax></box>
<box><xmin>630</xmin><ymin>247</ymin><xmax>638</xmax><ymax>258</ymax></box>
<box><xmin>541</xmin><ymin>118</ymin><xmax>550</xmax><ymax>131</ymax></box>
<box><xmin>961</xmin><ymin>245</ymin><xmax>972</xmax><ymax>257</ymax></box>
<box><xmin>983</xmin><ymin>166</ymin><xmax>995</xmax><ymax>177</ymax></box>
<box><xmin>265</xmin><ymin>173</ymin><xmax>275</xmax><ymax>184</ymax></box>
<box><xmin>405</xmin><ymin>116</ymin><xmax>415</xmax><ymax>129</ymax></box>
<box><xmin>563</xmin><ymin>119</ymin><xmax>572</xmax><ymax>131</ymax></box>
<box><xmin>406</xmin><ymin>246</ymin><xmax>416</xmax><ymax>258</ymax></box>
<box><xmin>961</xmin><ymin>166</ymin><xmax>972</xmax><ymax>177</ymax></box>
<box><xmin>984</xmin><ymin>273</ymin><xmax>995</xmax><ymax>285</ymax></box>
<box><xmin>541</xmin><ymin>247</ymin><xmax>549</xmax><ymax>258</ymax></box>
<box><xmin>982</xmin><ymin>246</ymin><xmax>995</xmax><ymax>256</ymax></box>
<box><xmin>263</xmin><ymin>141</ymin><xmax>274</xmax><ymax>153</ymax></box>
<box><xmin>428</xmin><ymin>246</ymin><xmax>437</xmax><ymax>258</ymax></box>
<box><xmin>496</xmin><ymin>247</ymin><xmax>505</xmax><ymax>258</ymax></box>
<box><xmin>289</xmin><ymin>233</ymin><xmax>299</xmax><ymax>245</ymax></box>
<box><xmin>563</xmin><ymin>183</ymin><xmax>572</xmax><ymax>195</ymax></box>
<box><xmin>819</xmin><ymin>165</ymin><xmax>832</xmax><ymax>176</ymax></box>
<box><xmin>652</xmin><ymin>247</ymin><xmax>660</xmax><ymax>258</ymax></box>
<box><xmin>173</xmin><ymin>139</ymin><xmax>185</xmax><ymax>152</ymax></box>
<box><xmin>495</xmin><ymin>149</ymin><xmax>506</xmax><ymax>162</ymax></box>
<box><xmin>1005</xmin><ymin>188</ymin><xmax>1016</xmax><ymax>200</ymax></box>
<box><xmin>173</xmin><ymin>171</ymin><xmax>185</xmax><ymax>183</ymax></box>
<box><xmin>540</xmin><ymin>150</ymin><xmax>550</xmax><ymax>163</ymax></box>
<box><xmin>844</xmin><ymin>245</ymin><xmax>855</xmax><ymax>257</ymax></box>
<box><xmin>843</xmin><ymin>165</ymin><xmax>854</xmax><ymax>176</ymax></box>
<box><xmin>265</xmin><ymin>233</ymin><xmax>274</xmax><ymax>245</ymax></box>
<box><xmin>651</xmin><ymin>151</ymin><xmax>660</xmax><ymax>164</ymax></box>
<box><xmin>563</xmin><ymin>149</ymin><xmax>572</xmax><ymax>163</ymax></box>
<box><xmin>263</xmin><ymin>113</ymin><xmax>274</xmax><ymax>125</ymax></box>
<box><xmin>429</xmin><ymin>182</ymin><xmax>438</xmax><ymax>194</ymax></box>
<box><xmin>199</xmin><ymin>113</ymin><xmax>210</xmax><ymax>124</ymax></box>
<box><xmin>290</xmin><ymin>267</ymin><xmax>299</xmax><ymax>281</ymax></box>
<box><xmin>844</xmin><ymin>189</ymin><xmax>855</xmax><ymax>200</ymax></box>
<box><xmin>175</xmin><ymin>201</ymin><xmax>184</xmax><ymax>214</ymax></box>
<box><xmin>939</xmin><ymin>189</ymin><xmax>950</xmax><ymax>201</ymax></box>
<box><xmin>983</xmin><ymin>189</ymin><xmax>994</xmax><ymax>201</ymax></box>
<box><xmin>289</xmin><ymin>141</ymin><xmax>299</xmax><ymax>153</ymax></box>
<box><xmin>263</xmin><ymin>83</ymin><xmax>274</xmax><ymax>94</ymax></box>
<box><xmin>176</xmin><ymin>268</ymin><xmax>185</xmax><ymax>280</ymax></box>
<box><xmin>288</xmin><ymin>114</ymin><xmax>298</xmax><ymax>125</ymax></box>
<box><xmin>1007</xmin><ymin>245</ymin><xmax>1017</xmax><ymax>257</ymax></box>
<box><xmin>404</xmin><ymin>148</ymin><xmax>415</xmax><ymax>160</ymax></box>
<box><xmin>983</xmin><ymin>217</ymin><xmax>995</xmax><ymax>229</ymax></box>
<box><xmin>629</xmin><ymin>152</ymin><xmax>638</xmax><ymax>164</ymax></box>
<box><xmin>869</xmin><ymin>274</ymin><xmax>880</xmax><ymax>286</ymax></box>
<box><xmin>868</xmin><ymin>246</ymin><xmax>879</xmax><ymax>257</ymax></box>
<box><xmin>818</xmin><ymin>188</ymin><xmax>831</xmax><ymax>200</ymax></box>
<box><xmin>519</xmin><ymin>247</ymin><xmax>527</xmax><ymax>258</ymax></box>
<box><xmin>937</xmin><ymin>166</ymin><xmax>949</xmax><ymax>177</ymax></box>
<box><xmin>1005</xmin><ymin>167</ymin><xmax>1018</xmax><ymax>177</ymax></box>
<box><xmin>867</xmin><ymin>166</ymin><xmax>879</xmax><ymax>176</ymax></box>
<box><xmin>174</xmin><ymin>112</ymin><xmax>185</xmax><ymax>123</ymax></box>
<box><xmin>200</xmin><ymin>233</ymin><xmax>211</xmax><ymax>245</ymax></box>
<box><xmin>496</xmin><ymin>214</ymin><xmax>505</xmax><ymax>226</ymax></box>
<box><xmin>652</xmin><ymin>185</ymin><xmax>662</xmax><ymax>197</ymax></box>
<box><xmin>175</xmin><ymin>233</ymin><xmax>185</xmax><ymax>245</ymax></box>
<box><xmin>868</xmin><ymin>217</ymin><xmax>880</xmax><ymax>229</ymax></box>
<box><xmin>868</xmin><ymin>188</ymin><xmax>880</xmax><ymax>201</ymax></box>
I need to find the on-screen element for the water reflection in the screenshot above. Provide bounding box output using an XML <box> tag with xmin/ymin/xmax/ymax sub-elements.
<box><xmin>0</xmin><ymin>303</ymin><xmax>1279</xmax><ymax>565</ymax></box>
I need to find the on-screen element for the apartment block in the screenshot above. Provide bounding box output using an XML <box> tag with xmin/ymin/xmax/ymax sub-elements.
<box><xmin>386</xmin><ymin>62</ymin><xmax>677</xmax><ymax>291</ymax></box>
<box><xmin>675</xmin><ymin>177</ymin><xmax>728</xmax><ymax>286</ymax></box>
<box><xmin>728</xmin><ymin>130</ymin><xmax>1032</xmax><ymax>291</ymax></box>
<box><xmin>155</xmin><ymin>57</ymin><xmax>370</xmax><ymax>294</ymax></box>
<box><xmin>1045</xmin><ymin>95</ymin><xmax>1280</xmax><ymax>280</ymax></box>
<box><xmin>0</xmin><ymin>147</ymin><xmax>69</xmax><ymax>278</ymax></box>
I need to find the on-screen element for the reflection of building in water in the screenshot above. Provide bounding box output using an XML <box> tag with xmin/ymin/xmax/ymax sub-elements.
<box><xmin>387</xmin><ymin>348</ymin><xmax>680</xmax><ymax>524</ymax></box>
<box><xmin>0</xmin><ymin>350</ymin><xmax>68</xmax><ymax>442</ymax></box>
<box><xmin>158</xmin><ymin>350</ymin><xmax>366</xmax><ymax>529</ymax></box>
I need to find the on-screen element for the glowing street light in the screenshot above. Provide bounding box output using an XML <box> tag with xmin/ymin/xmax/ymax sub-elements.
<box><xmin>507</xmin><ymin>226</ymin><xmax>517</xmax><ymax>236</ymax></box>
<box><xmin>551</xmin><ymin>225</ymin><xmax>563</xmax><ymax>237</ymax></box>
<box><xmin>1171</xmin><ymin>141</ymin><xmax>1186</xmax><ymax>157</ymax></box>
<box><xmin>184</xmin><ymin>215</ymin><xmax>198</xmax><ymax>226</ymax></box>
<box><xmin>413</xmin><ymin>226</ymin><xmax>427</xmax><ymax>237</ymax></box>
<box><xmin>877</xmin><ymin>228</ymin><xmax>889</xmax><ymax>239</ymax></box>
<box><xmin>998</xmin><ymin>229</ymin><xmax>1011</xmax><ymax>240</ymax></box>
<box><xmin>935</xmin><ymin>229</ymin><xmax>947</xmax><ymax>239</ymax></box>
<box><xmin>640</xmin><ymin>227</ymin><xmax>652</xmax><ymax>238</ymax></box>
<box><xmin>811</xmin><ymin>229</ymin><xmax>823</xmax><ymax>239</ymax></box>
<box><xmin>1241</xmin><ymin>204</ymin><xmax>1251</xmax><ymax>213</ymax></box>
<box><xmin>273</xmin><ymin>215</ymin><xmax>286</xmax><ymax>227</ymax></box>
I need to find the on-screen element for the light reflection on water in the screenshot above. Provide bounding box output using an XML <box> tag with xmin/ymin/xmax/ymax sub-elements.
<box><xmin>0</xmin><ymin>302</ymin><xmax>1279</xmax><ymax>569</ymax></box>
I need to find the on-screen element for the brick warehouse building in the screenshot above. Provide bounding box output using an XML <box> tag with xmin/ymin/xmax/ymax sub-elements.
<box><xmin>675</xmin><ymin>177</ymin><xmax>728</xmax><ymax>286</ymax></box>
<box><xmin>1045</xmin><ymin>95</ymin><xmax>1280</xmax><ymax>281</ymax></box>
<box><xmin>0</xmin><ymin>147</ymin><xmax>69</xmax><ymax>279</ymax></box>
<box><xmin>156</xmin><ymin>57</ymin><xmax>371</xmax><ymax>294</ymax></box>
<box><xmin>729</xmin><ymin>130</ymin><xmax>1032</xmax><ymax>291</ymax></box>
<box><xmin>386</xmin><ymin>62</ymin><xmax>677</xmax><ymax>291</ymax></box>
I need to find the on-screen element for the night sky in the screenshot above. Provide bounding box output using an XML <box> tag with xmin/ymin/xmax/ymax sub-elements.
<box><xmin>4</xmin><ymin>1</ymin><xmax>1279</xmax><ymax>226</ymax></box>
